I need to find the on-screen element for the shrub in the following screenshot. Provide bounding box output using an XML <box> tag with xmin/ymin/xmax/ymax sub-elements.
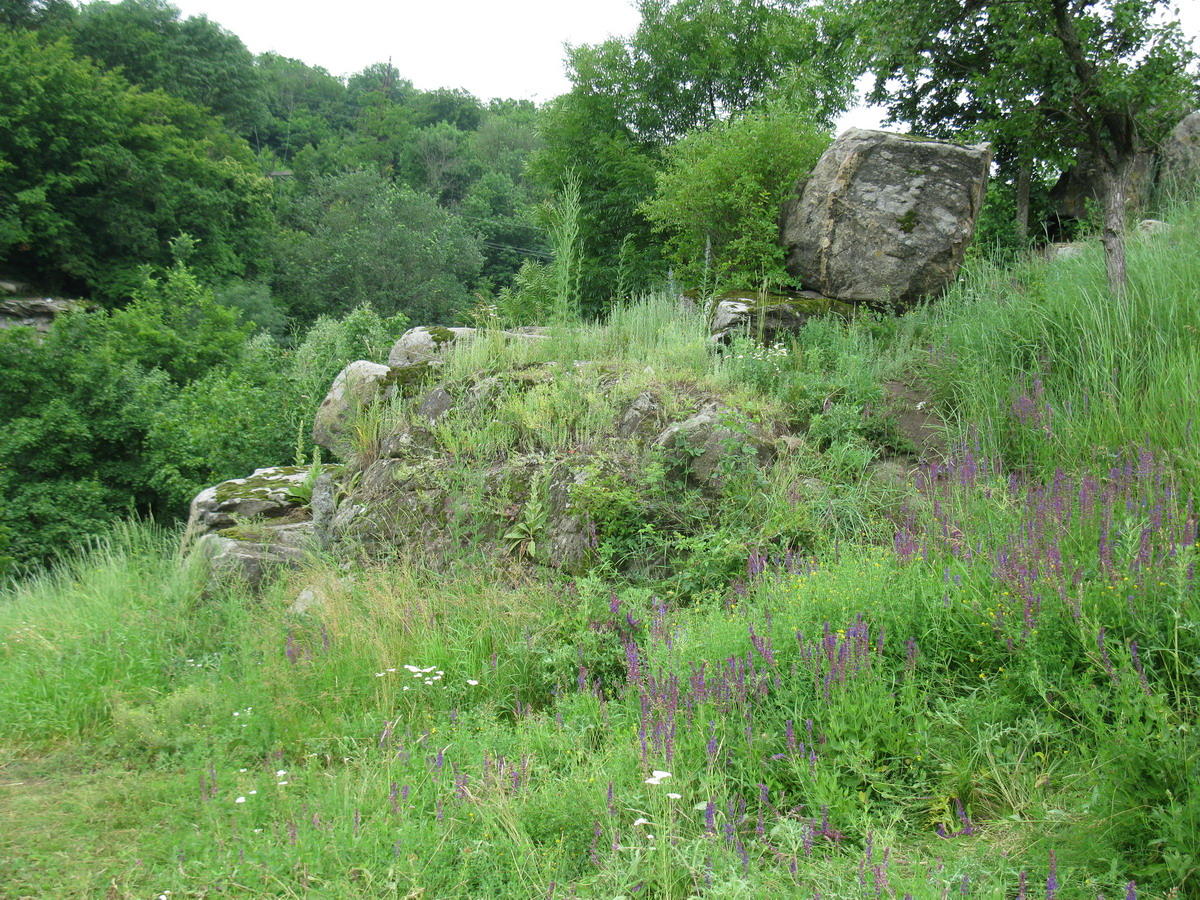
<box><xmin>641</xmin><ymin>105</ymin><xmax>831</xmax><ymax>291</ymax></box>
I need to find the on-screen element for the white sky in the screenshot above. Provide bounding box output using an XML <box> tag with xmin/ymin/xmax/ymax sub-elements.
<box><xmin>170</xmin><ymin>0</ymin><xmax>644</xmax><ymax>103</ymax></box>
<box><xmin>171</xmin><ymin>0</ymin><xmax>1199</xmax><ymax>130</ymax></box>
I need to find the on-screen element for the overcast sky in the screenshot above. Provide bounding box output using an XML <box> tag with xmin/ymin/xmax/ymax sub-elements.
<box><xmin>171</xmin><ymin>0</ymin><xmax>1200</xmax><ymax>131</ymax></box>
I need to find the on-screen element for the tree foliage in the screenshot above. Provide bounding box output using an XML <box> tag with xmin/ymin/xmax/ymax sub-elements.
<box><xmin>0</xmin><ymin>0</ymin><xmax>74</xmax><ymax>31</ymax></box>
<box><xmin>71</xmin><ymin>0</ymin><xmax>266</xmax><ymax>135</ymax></box>
<box><xmin>642</xmin><ymin>106</ymin><xmax>832</xmax><ymax>290</ymax></box>
<box><xmin>271</xmin><ymin>169</ymin><xmax>483</xmax><ymax>323</ymax></box>
<box><xmin>528</xmin><ymin>0</ymin><xmax>856</xmax><ymax>311</ymax></box>
<box><xmin>0</xmin><ymin>265</ymin><xmax>246</xmax><ymax>563</ymax></box>
<box><xmin>576</xmin><ymin>0</ymin><xmax>856</xmax><ymax>142</ymax></box>
<box><xmin>0</xmin><ymin>260</ymin><xmax>408</xmax><ymax>566</ymax></box>
<box><xmin>859</xmin><ymin>0</ymin><xmax>1197</xmax><ymax>289</ymax></box>
<box><xmin>0</xmin><ymin>29</ymin><xmax>272</xmax><ymax>300</ymax></box>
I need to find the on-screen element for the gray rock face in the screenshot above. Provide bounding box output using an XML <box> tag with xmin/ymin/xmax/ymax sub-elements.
<box><xmin>186</xmin><ymin>466</ymin><xmax>310</xmax><ymax>538</ymax></box>
<box><xmin>388</xmin><ymin>326</ymin><xmax>477</xmax><ymax>368</ymax></box>
<box><xmin>618</xmin><ymin>391</ymin><xmax>665</xmax><ymax>439</ymax></box>
<box><xmin>545</xmin><ymin>467</ymin><xmax>593</xmax><ymax>573</ymax></box>
<box><xmin>312</xmin><ymin>360</ymin><xmax>393</xmax><ymax>455</ymax></box>
<box><xmin>0</xmin><ymin>296</ymin><xmax>84</xmax><ymax>334</ymax></box>
<box><xmin>1049</xmin><ymin>151</ymin><xmax>1156</xmax><ymax>220</ymax></box>
<box><xmin>418</xmin><ymin>386</ymin><xmax>455</xmax><ymax>424</ymax></box>
<box><xmin>782</xmin><ymin>129</ymin><xmax>991</xmax><ymax>306</ymax></box>
<box><xmin>196</xmin><ymin>524</ymin><xmax>310</xmax><ymax>590</ymax></box>
<box><xmin>1043</xmin><ymin>242</ymin><xmax>1087</xmax><ymax>262</ymax></box>
<box><xmin>1161</xmin><ymin>111</ymin><xmax>1200</xmax><ymax>191</ymax></box>
<box><xmin>289</xmin><ymin>585</ymin><xmax>326</xmax><ymax>615</ymax></box>
<box><xmin>652</xmin><ymin>405</ymin><xmax>771</xmax><ymax>487</ymax></box>
<box><xmin>388</xmin><ymin>325</ymin><xmax>553</xmax><ymax>370</ymax></box>
<box><xmin>310</xmin><ymin>472</ymin><xmax>337</xmax><ymax>550</ymax></box>
<box><xmin>709</xmin><ymin>291</ymin><xmax>854</xmax><ymax>343</ymax></box>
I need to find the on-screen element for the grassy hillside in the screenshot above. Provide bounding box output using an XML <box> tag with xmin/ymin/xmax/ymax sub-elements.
<box><xmin>1</xmin><ymin>204</ymin><xmax>1198</xmax><ymax>899</ymax></box>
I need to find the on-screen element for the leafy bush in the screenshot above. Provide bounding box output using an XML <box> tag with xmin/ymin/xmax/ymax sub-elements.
<box><xmin>0</xmin><ymin>256</ymin><xmax>409</xmax><ymax>565</ymax></box>
<box><xmin>641</xmin><ymin>105</ymin><xmax>831</xmax><ymax>291</ymax></box>
<box><xmin>494</xmin><ymin>259</ymin><xmax>556</xmax><ymax>326</ymax></box>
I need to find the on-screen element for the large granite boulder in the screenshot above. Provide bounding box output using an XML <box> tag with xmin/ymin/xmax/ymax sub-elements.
<box><xmin>312</xmin><ymin>360</ymin><xmax>393</xmax><ymax>455</ymax></box>
<box><xmin>782</xmin><ymin>129</ymin><xmax>991</xmax><ymax>306</ymax></box>
<box><xmin>1161</xmin><ymin>110</ymin><xmax>1200</xmax><ymax>193</ymax></box>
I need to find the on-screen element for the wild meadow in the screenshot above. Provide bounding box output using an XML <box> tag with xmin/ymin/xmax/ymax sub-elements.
<box><xmin>1</xmin><ymin>203</ymin><xmax>1198</xmax><ymax>899</ymax></box>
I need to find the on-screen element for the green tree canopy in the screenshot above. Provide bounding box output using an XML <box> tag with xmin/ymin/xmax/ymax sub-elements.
<box><xmin>576</xmin><ymin>0</ymin><xmax>856</xmax><ymax>142</ymax></box>
<box><xmin>0</xmin><ymin>0</ymin><xmax>74</xmax><ymax>31</ymax></box>
<box><xmin>0</xmin><ymin>29</ymin><xmax>273</xmax><ymax>300</ymax></box>
<box><xmin>642</xmin><ymin>106</ymin><xmax>832</xmax><ymax>289</ymax></box>
<box><xmin>528</xmin><ymin>0</ymin><xmax>856</xmax><ymax>311</ymax></box>
<box><xmin>254</xmin><ymin>52</ymin><xmax>353</xmax><ymax>161</ymax></box>
<box><xmin>271</xmin><ymin>169</ymin><xmax>484</xmax><ymax>323</ymax></box>
<box><xmin>858</xmin><ymin>0</ymin><xmax>1197</xmax><ymax>289</ymax></box>
<box><xmin>71</xmin><ymin>0</ymin><xmax>266</xmax><ymax>135</ymax></box>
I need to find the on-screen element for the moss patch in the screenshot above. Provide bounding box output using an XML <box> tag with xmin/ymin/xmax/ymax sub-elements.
<box><xmin>426</xmin><ymin>326</ymin><xmax>457</xmax><ymax>345</ymax></box>
<box><xmin>217</xmin><ymin>525</ymin><xmax>285</xmax><ymax>543</ymax></box>
<box><xmin>707</xmin><ymin>289</ymin><xmax>856</xmax><ymax>320</ymax></box>
<box><xmin>385</xmin><ymin>361</ymin><xmax>434</xmax><ymax>391</ymax></box>
<box><xmin>896</xmin><ymin>208</ymin><xmax>920</xmax><ymax>234</ymax></box>
<box><xmin>213</xmin><ymin>467</ymin><xmax>308</xmax><ymax>504</ymax></box>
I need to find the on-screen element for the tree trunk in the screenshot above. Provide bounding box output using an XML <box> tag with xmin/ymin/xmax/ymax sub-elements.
<box><xmin>1015</xmin><ymin>161</ymin><xmax>1031</xmax><ymax>245</ymax></box>
<box><xmin>1100</xmin><ymin>158</ymin><xmax>1130</xmax><ymax>299</ymax></box>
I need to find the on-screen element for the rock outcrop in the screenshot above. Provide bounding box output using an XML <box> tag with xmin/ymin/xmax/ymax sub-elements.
<box><xmin>312</xmin><ymin>360</ymin><xmax>393</xmax><ymax>455</ymax></box>
<box><xmin>189</xmin><ymin>350</ymin><xmax>797</xmax><ymax>588</ymax></box>
<box><xmin>0</xmin><ymin>296</ymin><xmax>85</xmax><ymax>335</ymax></box>
<box><xmin>708</xmin><ymin>290</ymin><xmax>854</xmax><ymax>343</ymax></box>
<box><xmin>388</xmin><ymin>325</ymin><xmax>477</xmax><ymax>369</ymax></box>
<box><xmin>1161</xmin><ymin>110</ymin><xmax>1200</xmax><ymax>192</ymax></box>
<box><xmin>196</xmin><ymin>526</ymin><xmax>310</xmax><ymax>590</ymax></box>
<box><xmin>651</xmin><ymin>403</ymin><xmax>773</xmax><ymax>489</ymax></box>
<box><xmin>186</xmin><ymin>466</ymin><xmax>314</xmax><ymax>538</ymax></box>
<box><xmin>387</xmin><ymin>325</ymin><xmax>549</xmax><ymax>373</ymax></box>
<box><xmin>781</xmin><ymin>129</ymin><xmax>991</xmax><ymax>307</ymax></box>
<box><xmin>1049</xmin><ymin>151</ymin><xmax>1156</xmax><ymax>222</ymax></box>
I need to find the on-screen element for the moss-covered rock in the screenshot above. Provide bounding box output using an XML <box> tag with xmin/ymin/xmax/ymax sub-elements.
<box><xmin>708</xmin><ymin>290</ymin><xmax>854</xmax><ymax>343</ymax></box>
<box><xmin>388</xmin><ymin>326</ymin><xmax>477</xmax><ymax>369</ymax></box>
<box><xmin>194</xmin><ymin>523</ymin><xmax>311</xmax><ymax>591</ymax></box>
<box><xmin>187</xmin><ymin>466</ymin><xmax>313</xmax><ymax>539</ymax></box>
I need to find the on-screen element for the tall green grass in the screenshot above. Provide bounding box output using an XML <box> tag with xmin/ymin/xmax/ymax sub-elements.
<box><xmin>5</xmin><ymin>204</ymin><xmax>1200</xmax><ymax>898</ymax></box>
<box><xmin>0</xmin><ymin>524</ymin><xmax>218</xmax><ymax>744</ymax></box>
<box><xmin>914</xmin><ymin>201</ymin><xmax>1200</xmax><ymax>486</ymax></box>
